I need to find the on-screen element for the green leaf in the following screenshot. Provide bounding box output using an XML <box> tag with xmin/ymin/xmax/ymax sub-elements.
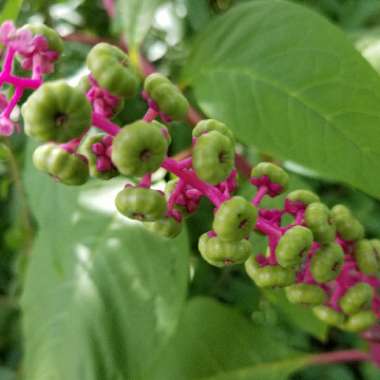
<box><xmin>0</xmin><ymin>0</ymin><xmax>23</xmax><ymax>22</ymax></box>
<box><xmin>150</xmin><ymin>297</ymin><xmax>310</xmax><ymax>380</ymax></box>
<box><xmin>182</xmin><ymin>0</ymin><xmax>380</xmax><ymax>199</ymax></box>
<box><xmin>263</xmin><ymin>289</ymin><xmax>328</xmax><ymax>341</ymax></box>
<box><xmin>115</xmin><ymin>0</ymin><xmax>166</xmax><ymax>48</ymax></box>
<box><xmin>21</xmin><ymin>144</ymin><xmax>190</xmax><ymax>380</ymax></box>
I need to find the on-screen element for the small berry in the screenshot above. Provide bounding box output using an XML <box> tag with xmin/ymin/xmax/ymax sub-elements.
<box><xmin>339</xmin><ymin>282</ymin><xmax>373</xmax><ymax>315</ymax></box>
<box><xmin>304</xmin><ymin>202</ymin><xmax>336</xmax><ymax>244</ymax></box>
<box><xmin>22</xmin><ymin>81</ymin><xmax>92</xmax><ymax>142</ymax></box>
<box><xmin>111</xmin><ymin>120</ymin><xmax>168</xmax><ymax>177</ymax></box>
<box><xmin>193</xmin><ymin>130</ymin><xmax>234</xmax><ymax>185</ymax></box>
<box><xmin>144</xmin><ymin>73</ymin><xmax>189</xmax><ymax>120</ymax></box>
<box><xmin>354</xmin><ymin>239</ymin><xmax>380</xmax><ymax>276</ymax></box>
<box><xmin>212</xmin><ymin>196</ymin><xmax>257</xmax><ymax>242</ymax></box>
<box><xmin>33</xmin><ymin>143</ymin><xmax>89</xmax><ymax>186</ymax></box>
<box><xmin>115</xmin><ymin>187</ymin><xmax>167</xmax><ymax>222</ymax></box>
<box><xmin>192</xmin><ymin>119</ymin><xmax>234</xmax><ymax>144</ymax></box>
<box><xmin>312</xmin><ymin>305</ymin><xmax>345</xmax><ymax>327</ymax></box>
<box><xmin>275</xmin><ymin>226</ymin><xmax>313</xmax><ymax>268</ymax></box>
<box><xmin>341</xmin><ymin>310</ymin><xmax>377</xmax><ymax>333</ymax></box>
<box><xmin>21</xmin><ymin>24</ymin><xmax>64</xmax><ymax>53</ymax></box>
<box><xmin>285</xmin><ymin>189</ymin><xmax>320</xmax><ymax>214</ymax></box>
<box><xmin>245</xmin><ymin>255</ymin><xmax>295</xmax><ymax>288</ymax></box>
<box><xmin>310</xmin><ymin>242</ymin><xmax>344</xmax><ymax>283</ymax></box>
<box><xmin>144</xmin><ymin>216</ymin><xmax>182</xmax><ymax>239</ymax></box>
<box><xmin>87</xmin><ymin>43</ymin><xmax>139</xmax><ymax>98</ymax></box>
<box><xmin>199</xmin><ymin>233</ymin><xmax>252</xmax><ymax>267</ymax></box>
<box><xmin>331</xmin><ymin>205</ymin><xmax>364</xmax><ymax>242</ymax></box>
<box><xmin>251</xmin><ymin>162</ymin><xmax>288</xmax><ymax>196</ymax></box>
<box><xmin>285</xmin><ymin>283</ymin><xmax>326</xmax><ymax>305</ymax></box>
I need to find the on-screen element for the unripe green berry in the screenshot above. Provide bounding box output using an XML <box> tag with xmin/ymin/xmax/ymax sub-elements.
<box><xmin>251</xmin><ymin>162</ymin><xmax>288</xmax><ymax>190</ymax></box>
<box><xmin>310</xmin><ymin>243</ymin><xmax>344</xmax><ymax>283</ymax></box>
<box><xmin>330</xmin><ymin>205</ymin><xmax>364</xmax><ymax>242</ymax></box>
<box><xmin>115</xmin><ymin>187</ymin><xmax>167</xmax><ymax>221</ymax></box>
<box><xmin>304</xmin><ymin>202</ymin><xmax>336</xmax><ymax>244</ymax></box>
<box><xmin>144</xmin><ymin>73</ymin><xmax>189</xmax><ymax>120</ymax></box>
<box><xmin>144</xmin><ymin>216</ymin><xmax>182</xmax><ymax>239</ymax></box>
<box><xmin>312</xmin><ymin>305</ymin><xmax>345</xmax><ymax>327</ymax></box>
<box><xmin>212</xmin><ymin>196</ymin><xmax>257</xmax><ymax>242</ymax></box>
<box><xmin>339</xmin><ymin>283</ymin><xmax>373</xmax><ymax>315</ymax></box>
<box><xmin>354</xmin><ymin>239</ymin><xmax>380</xmax><ymax>276</ymax></box>
<box><xmin>276</xmin><ymin>226</ymin><xmax>313</xmax><ymax>268</ymax></box>
<box><xmin>193</xmin><ymin>130</ymin><xmax>234</xmax><ymax>185</ymax></box>
<box><xmin>192</xmin><ymin>119</ymin><xmax>234</xmax><ymax>144</ymax></box>
<box><xmin>87</xmin><ymin>43</ymin><xmax>139</xmax><ymax>98</ymax></box>
<box><xmin>199</xmin><ymin>233</ymin><xmax>252</xmax><ymax>267</ymax></box>
<box><xmin>245</xmin><ymin>255</ymin><xmax>295</xmax><ymax>288</ymax></box>
<box><xmin>33</xmin><ymin>143</ymin><xmax>89</xmax><ymax>186</ymax></box>
<box><xmin>285</xmin><ymin>284</ymin><xmax>326</xmax><ymax>305</ymax></box>
<box><xmin>286</xmin><ymin>190</ymin><xmax>320</xmax><ymax>206</ymax></box>
<box><xmin>80</xmin><ymin>134</ymin><xmax>118</xmax><ymax>180</ymax></box>
<box><xmin>22</xmin><ymin>81</ymin><xmax>92</xmax><ymax>142</ymax></box>
<box><xmin>21</xmin><ymin>24</ymin><xmax>64</xmax><ymax>53</ymax></box>
<box><xmin>341</xmin><ymin>310</ymin><xmax>377</xmax><ymax>333</ymax></box>
<box><xmin>111</xmin><ymin>120</ymin><xmax>168</xmax><ymax>177</ymax></box>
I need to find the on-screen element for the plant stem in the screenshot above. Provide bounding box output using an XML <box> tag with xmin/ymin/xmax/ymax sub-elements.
<box><xmin>92</xmin><ymin>113</ymin><xmax>120</xmax><ymax>136</ymax></box>
<box><xmin>308</xmin><ymin>349</ymin><xmax>370</xmax><ymax>366</ymax></box>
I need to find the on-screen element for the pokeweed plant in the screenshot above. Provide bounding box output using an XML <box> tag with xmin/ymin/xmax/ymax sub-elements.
<box><xmin>2</xmin><ymin>0</ymin><xmax>380</xmax><ymax>377</ymax></box>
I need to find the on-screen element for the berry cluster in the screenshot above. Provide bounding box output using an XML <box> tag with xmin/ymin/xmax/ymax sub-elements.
<box><xmin>1</xmin><ymin>21</ymin><xmax>379</xmax><ymax>334</ymax></box>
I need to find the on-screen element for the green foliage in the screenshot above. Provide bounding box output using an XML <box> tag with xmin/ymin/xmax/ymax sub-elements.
<box><xmin>115</xmin><ymin>0</ymin><xmax>167</xmax><ymax>48</ymax></box>
<box><xmin>0</xmin><ymin>0</ymin><xmax>23</xmax><ymax>23</ymax></box>
<box><xmin>182</xmin><ymin>0</ymin><xmax>380</xmax><ymax>199</ymax></box>
<box><xmin>21</xmin><ymin>143</ymin><xmax>190</xmax><ymax>379</ymax></box>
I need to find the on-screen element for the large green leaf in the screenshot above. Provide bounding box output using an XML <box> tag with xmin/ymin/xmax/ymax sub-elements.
<box><xmin>21</xmin><ymin>146</ymin><xmax>190</xmax><ymax>380</ymax></box>
<box><xmin>150</xmin><ymin>297</ymin><xmax>310</xmax><ymax>380</ymax></box>
<box><xmin>0</xmin><ymin>0</ymin><xmax>23</xmax><ymax>22</ymax></box>
<box><xmin>115</xmin><ymin>0</ymin><xmax>166</xmax><ymax>48</ymax></box>
<box><xmin>182</xmin><ymin>0</ymin><xmax>380</xmax><ymax>198</ymax></box>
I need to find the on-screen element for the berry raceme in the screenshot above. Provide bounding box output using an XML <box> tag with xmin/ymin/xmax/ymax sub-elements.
<box><xmin>1</xmin><ymin>20</ymin><xmax>380</xmax><ymax>334</ymax></box>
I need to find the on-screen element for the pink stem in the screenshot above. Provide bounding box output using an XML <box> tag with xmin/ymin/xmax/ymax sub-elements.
<box><xmin>92</xmin><ymin>113</ymin><xmax>120</xmax><ymax>136</ymax></box>
<box><xmin>161</xmin><ymin>158</ymin><xmax>224</xmax><ymax>207</ymax></box>
<box><xmin>255</xmin><ymin>219</ymin><xmax>282</xmax><ymax>239</ymax></box>
<box><xmin>252</xmin><ymin>186</ymin><xmax>268</xmax><ymax>206</ymax></box>
<box><xmin>143</xmin><ymin>107</ymin><xmax>159</xmax><ymax>122</ymax></box>
<box><xmin>178</xmin><ymin>157</ymin><xmax>192</xmax><ymax>169</ymax></box>
<box><xmin>1</xmin><ymin>47</ymin><xmax>15</xmax><ymax>76</ymax></box>
<box><xmin>1</xmin><ymin>86</ymin><xmax>23</xmax><ymax>118</ymax></box>
<box><xmin>5</xmin><ymin>75</ymin><xmax>42</xmax><ymax>89</ymax></box>
<box><xmin>139</xmin><ymin>173</ymin><xmax>151</xmax><ymax>188</ymax></box>
<box><xmin>60</xmin><ymin>137</ymin><xmax>82</xmax><ymax>153</ymax></box>
<box><xmin>168</xmin><ymin>178</ymin><xmax>185</xmax><ymax>211</ymax></box>
<box><xmin>310</xmin><ymin>349</ymin><xmax>370</xmax><ymax>366</ymax></box>
<box><xmin>32</xmin><ymin>54</ymin><xmax>43</xmax><ymax>80</ymax></box>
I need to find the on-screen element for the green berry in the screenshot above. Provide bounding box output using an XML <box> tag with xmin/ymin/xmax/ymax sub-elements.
<box><xmin>312</xmin><ymin>305</ymin><xmax>345</xmax><ymax>327</ymax></box>
<box><xmin>21</xmin><ymin>24</ymin><xmax>63</xmax><ymax>53</ymax></box>
<box><xmin>286</xmin><ymin>190</ymin><xmax>320</xmax><ymax>206</ymax></box>
<box><xmin>285</xmin><ymin>284</ymin><xmax>326</xmax><ymax>305</ymax></box>
<box><xmin>304</xmin><ymin>202</ymin><xmax>336</xmax><ymax>244</ymax></box>
<box><xmin>354</xmin><ymin>240</ymin><xmax>380</xmax><ymax>276</ymax></box>
<box><xmin>251</xmin><ymin>162</ymin><xmax>288</xmax><ymax>189</ymax></box>
<box><xmin>87</xmin><ymin>43</ymin><xmax>139</xmax><ymax>98</ymax></box>
<box><xmin>80</xmin><ymin>134</ymin><xmax>118</xmax><ymax>180</ymax></box>
<box><xmin>339</xmin><ymin>283</ymin><xmax>373</xmax><ymax>315</ymax></box>
<box><xmin>199</xmin><ymin>233</ymin><xmax>252</xmax><ymax>267</ymax></box>
<box><xmin>111</xmin><ymin>120</ymin><xmax>168</xmax><ymax>177</ymax></box>
<box><xmin>193</xmin><ymin>130</ymin><xmax>234</xmax><ymax>185</ymax></box>
<box><xmin>245</xmin><ymin>255</ymin><xmax>295</xmax><ymax>288</ymax></box>
<box><xmin>310</xmin><ymin>243</ymin><xmax>344</xmax><ymax>283</ymax></box>
<box><xmin>115</xmin><ymin>187</ymin><xmax>167</xmax><ymax>221</ymax></box>
<box><xmin>212</xmin><ymin>196</ymin><xmax>257</xmax><ymax>242</ymax></box>
<box><xmin>144</xmin><ymin>216</ymin><xmax>182</xmax><ymax>239</ymax></box>
<box><xmin>144</xmin><ymin>73</ymin><xmax>189</xmax><ymax>120</ymax></box>
<box><xmin>33</xmin><ymin>143</ymin><xmax>89</xmax><ymax>186</ymax></box>
<box><xmin>330</xmin><ymin>205</ymin><xmax>364</xmax><ymax>242</ymax></box>
<box><xmin>192</xmin><ymin>119</ymin><xmax>234</xmax><ymax>144</ymax></box>
<box><xmin>276</xmin><ymin>226</ymin><xmax>313</xmax><ymax>268</ymax></box>
<box><xmin>341</xmin><ymin>310</ymin><xmax>377</xmax><ymax>332</ymax></box>
<box><xmin>22</xmin><ymin>81</ymin><xmax>92</xmax><ymax>142</ymax></box>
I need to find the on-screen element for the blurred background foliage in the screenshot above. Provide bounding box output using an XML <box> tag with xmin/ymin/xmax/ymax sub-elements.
<box><xmin>0</xmin><ymin>0</ymin><xmax>379</xmax><ymax>379</ymax></box>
